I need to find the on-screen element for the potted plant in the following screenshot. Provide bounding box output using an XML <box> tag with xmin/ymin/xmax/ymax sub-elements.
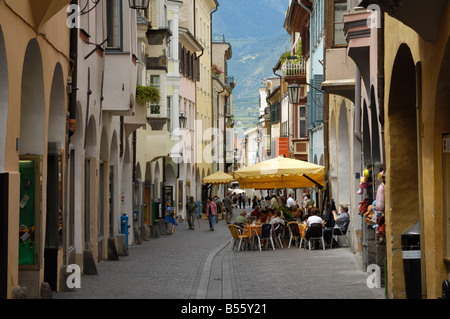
<box><xmin>211</xmin><ymin>64</ymin><xmax>224</xmax><ymax>77</ymax></box>
<box><xmin>136</xmin><ymin>84</ymin><xmax>160</xmax><ymax>106</ymax></box>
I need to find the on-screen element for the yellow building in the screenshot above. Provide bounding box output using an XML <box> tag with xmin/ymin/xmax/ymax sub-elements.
<box><xmin>361</xmin><ymin>0</ymin><xmax>450</xmax><ymax>299</ymax></box>
<box><xmin>194</xmin><ymin>0</ymin><xmax>218</xmax><ymax>208</ymax></box>
<box><xmin>0</xmin><ymin>0</ymin><xmax>72</xmax><ymax>298</ymax></box>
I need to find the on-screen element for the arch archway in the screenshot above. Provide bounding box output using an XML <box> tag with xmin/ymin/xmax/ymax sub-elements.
<box><xmin>45</xmin><ymin>63</ymin><xmax>66</xmax><ymax>285</ymax></box>
<box><xmin>338</xmin><ymin>101</ymin><xmax>350</xmax><ymax>206</ymax></box>
<box><xmin>20</xmin><ymin>39</ymin><xmax>45</xmax><ymax>156</ymax></box>
<box><xmin>329</xmin><ymin>110</ymin><xmax>337</xmax><ymax>203</ymax></box>
<box><xmin>370</xmin><ymin>86</ymin><xmax>381</xmax><ymax>164</ymax></box>
<box><xmin>18</xmin><ymin>40</ymin><xmax>45</xmax><ymax>291</ymax></box>
<box><xmin>48</xmin><ymin>63</ymin><xmax>66</xmax><ymax>146</ymax></box>
<box><xmin>387</xmin><ymin>43</ymin><xmax>419</xmax><ymax>298</ymax></box>
<box><xmin>109</xmin><ymin>131</ymin><xmax>119</xmax><ymax>236</ymax></box>
<box><xmin>153</xmin><ymin>161</ymin><xmax>161</xmax><ymax>219</ymax></box>
<box><xmin>84</xmin><ymin>116</ymin><xmax>97</xmax><ymax>249</ymax></box>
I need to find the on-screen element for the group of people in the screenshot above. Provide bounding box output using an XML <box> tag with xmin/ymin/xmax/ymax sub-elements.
<box><xmin>185</xmin><ymin>192</ymin><xmax>234</xmax><ymax>232</ymax></box>
<box><xmin>233</xmin><ymin>192</ymin><xmax>350</xmax><ymax>249</ymax></box>
<box><xmin>302</xmin><ymin>204</ymin><xmax>350</xmax><ymax>248</ymax></box>
<box><xmin>186</xmin><ymin>191</ymin><xmax>350</xmax><ymax>249</ymax></box>
<box><xmin>234</xmin><ymin>206</ymin><xmax>286</xmax><ymax>226</ymax></box>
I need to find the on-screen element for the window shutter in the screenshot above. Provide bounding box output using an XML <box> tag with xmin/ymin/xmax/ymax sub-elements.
<box><xmin>313</xmin><ymin>74</ymin><xmax>324</xmax><ymax>124</ymax></box>
<box><xmin>307</xmin><ymin>91</ymin><xmax>313</xmax><ymax>129</ymax></box>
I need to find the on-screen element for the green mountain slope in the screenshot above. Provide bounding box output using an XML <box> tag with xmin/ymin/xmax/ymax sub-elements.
<box><xmin>213</xmin><ymin>0</ymin><xmax>290</xmax><ymax>137</ymax></box>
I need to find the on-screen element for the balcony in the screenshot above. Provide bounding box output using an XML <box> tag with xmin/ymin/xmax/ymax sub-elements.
<box><xmin>281</xmin><ymin>57</ymin><xmax>306</xmax><ymax>84</ymax></box>
<box><xmin>124</xmin><ymin>102</ymin><xmax>147</xmax><ymax>136</ymax></box>
<box><xmin>102</xmin><ymin>52</ymin><xmax>137</xmax><ymax>115</ymax></box>
<box><xmin>146</xmin><ymin>28</ymin><xmax>172</xmax><ymax>72</ymax></box>
<box><xmin>322</xmin><ymin>47</ymin><xmax>355</xmax><ymax>101</ymax></box>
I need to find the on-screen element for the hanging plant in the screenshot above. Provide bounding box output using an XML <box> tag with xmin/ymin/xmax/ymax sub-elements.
<box><xmin>136</xmin><ymin>84</ymin><xmax>160</xmax><ymax>106</ymax></box>
<box><xmin>211</xmin><ymin>64</ymin><xmax>224</xmax><ymax>77</ymax></box>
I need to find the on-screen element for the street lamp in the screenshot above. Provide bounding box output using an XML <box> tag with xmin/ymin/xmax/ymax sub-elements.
<box><xmin>128</xmin><ymin>0</ymin><xmax>150</xmax><ymax>9</ymax></box>
<box><xmin>179</xmin><ymin>113</ymin><xmax>187</xmax><ymax>129</ymax></box>
<box><xmin>288</xmin><ymin>82</ymin><xmax>301</xmax><ymax>104</ymax></box>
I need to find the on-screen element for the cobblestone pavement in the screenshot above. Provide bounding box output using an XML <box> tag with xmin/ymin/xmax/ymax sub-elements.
<box><xmin>53</xmin><ymin>208</ymin><xmax>385</xmax><ymax>300</ymax></box>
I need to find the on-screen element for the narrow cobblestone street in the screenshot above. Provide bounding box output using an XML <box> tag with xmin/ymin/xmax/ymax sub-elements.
<box><xmin>53</xmin><ymin>208</ymin><xmax>385</xmax><ymax>300</ymax></box>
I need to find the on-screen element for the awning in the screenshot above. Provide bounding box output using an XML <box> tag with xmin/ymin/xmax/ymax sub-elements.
<box><xmin>233</xmin><ymin>156</ymin><xmax>325</xmax><ymax>189</ymax></box>
<box><xmin>202</xmin><ymin>171</ymin><xmax>234</xmax><ymax>185</ymax></box>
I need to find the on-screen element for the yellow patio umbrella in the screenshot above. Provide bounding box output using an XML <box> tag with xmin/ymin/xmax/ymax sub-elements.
<box><xmin>202</xmin><ymin>171</ymin><xmax>234</xmax><ymax>185</ymax></box>
<box><xmin>233</xmin><ymin>156</ymin><xmax>325</xmax><ymax>189</ymax></box>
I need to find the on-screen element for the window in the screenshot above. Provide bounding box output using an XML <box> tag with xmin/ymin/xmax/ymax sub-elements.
<box><xmin>149</xmin><ymin>75</ymin><xmax>160</xmax><ymax>114</ymax></box>
<box><xmin>298</xmin><ymin>105</ymin><xmax>307</xmax><ymax>138</ymax></box>
<box><xmin>333</xmin><ymin>1</ymin><xmax>348</xmax><ymax>46</ymax></box>
<box><xmin>106</xmin><ymin>0</ymin><xmax>122</xmax><ymax>50</ymax></box>
<box><xmin>167</xmin><ymin>96</ymin><xmax>172</xmax><ymax>131</ymax></box>
<box><xmin>167</xmin><ymin>20</ymin><xmax>172</xmax><ymax>58</ymax></box>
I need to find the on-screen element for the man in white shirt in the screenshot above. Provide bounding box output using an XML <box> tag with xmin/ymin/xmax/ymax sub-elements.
<box><xmin>306</xmin><ymin>212</ymin><xmax>323</xmax><ymax>227</ymax></box>
<box><xmin>286</xmin><ymin>193</ymin><xmax>296</xmax><ymax>208</ymax></box>
<box><xmin>305</xmin><ymin>208</ymin><xmax>324</xmax><ymax>247</ymax></box>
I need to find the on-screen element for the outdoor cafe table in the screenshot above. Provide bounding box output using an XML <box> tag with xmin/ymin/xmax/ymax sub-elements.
<box><xmin>244</xmin><ymin>223</ymin><xmax>262</xmax><ymax>250</ymax></box>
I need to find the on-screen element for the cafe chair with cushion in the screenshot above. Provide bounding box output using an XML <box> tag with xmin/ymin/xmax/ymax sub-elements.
<box><xmin>257</xmin><ymin>223</ymin><xmax>276</xmax><ymax>251</ymax></box>
<box><xmin>332</xmin><ymin>220</ymin><xmax>350</xmax><ymax>247</ymax></box>
<box><xmin>287</xmin><ymin>221</ymin><xmax>303</xmax><ymax>249</ymax></box>
<box><xmin>227</xmin><ymin>224</ymin><xmax>249</xmax><ymax>251</ymax></box>
<box><xmin>307</xmin><ymin>223</ymin><xmax>326</xmax><ymax>250</ymax></box>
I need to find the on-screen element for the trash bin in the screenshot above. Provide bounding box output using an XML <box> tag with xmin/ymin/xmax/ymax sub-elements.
<box><xmin>401</xmin><ymin>221</ymin><xmax>421</xmax><ymax>299</ymax></box>
<box><xmin>120</xmin><ymin>214</ymin><xmax>129</xmax><ymax>249</ymax></box>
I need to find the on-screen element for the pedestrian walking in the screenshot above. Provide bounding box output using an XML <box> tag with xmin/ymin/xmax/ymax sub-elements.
<box><xmin>206</xmin><ymin>197</ymin><xmax>217</xmax><ymax>231</ymax></box>
<box><xmin>224</xmin><ymin>191</ymin><xmax>233</xmax><ymax>224</ymax></box>
<box><xmin>213</xmin><ymin>194</ymin><xmax>221</xmax><ymax>223</ymax></box>
<box><xmin>186</xmin><ymin>196</ymin><xmax>198</xmax><ymax>230</ymax></box>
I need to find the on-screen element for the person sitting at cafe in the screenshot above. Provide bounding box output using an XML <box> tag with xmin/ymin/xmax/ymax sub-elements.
<box><xmin>324</xmin><ymin>205</ymin><xmax>350</xmax><ymax>248</ymax></box>
<box><xmin>269</xmin><ymin>210</ymin><xmax>285</xmax><ymax>225</ymax></box>
<box><xmin>265</xmin><ymin>208</ymin><xmax>275</xmax><ymax>223</ymax></box>
<box><xmin>304</xmin><ymin>208</ymin><xmax>324</xmax><ymax>244</ymax></box>
<box><xmin>295</xmin><ymin>208</ymin><xmax>306</xmax><ymax>222</ymax></box>
<box><xmin>250</xmin><ymin>205</ymin><xmax>261</xmax><ymax>219</ymax></box>
<box><xmin>259</xmin><ymin>209</ymin><xmax>268</xmax><ymax>223</ymax></box>
<box><xmin>235</xmin><ymin>211</ymin><xmax>249</xmax><ymax>225</ymax></box>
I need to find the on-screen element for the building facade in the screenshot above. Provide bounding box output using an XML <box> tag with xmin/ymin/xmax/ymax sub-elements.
<box><xmin>0</xmin><ymin>0</ymin><xmax>72</xmax><ymax>299</ymax></box>
<box><xmin>358</xmin><ymin>0</ymin><xmax>450</xmax><ymax>299</ymax></box>
<box><xmin>0</xmin><ymin>0</ymin><xmax>145</xmax><ymax>299</ymax></box>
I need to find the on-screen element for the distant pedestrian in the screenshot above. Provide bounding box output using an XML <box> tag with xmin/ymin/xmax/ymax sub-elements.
<box><xmin>206</xmin><ymin>197</ymin><xmax>217</xmax><ymax>231</ymax></box>
<box><xmin>224</xmin><ymin>192</ymin><xmax>233</xmax><ymax>224</ymax></box>
<box><xmin>213</xmin><ymin>194</ymin><xmax>221</xmax><ymax>223</ymax></box>
<box><xmin>185</xmin><ymin>196</ymin><xmax>198</xmax><ymax>230</ymax></box>
<box><xmin>252</xmin><ymin>196</ymin><xmax>258</xmax><ymax>209</ymax></box>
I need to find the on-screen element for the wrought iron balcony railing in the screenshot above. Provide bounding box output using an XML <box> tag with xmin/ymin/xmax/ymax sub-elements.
<box><xmin>281</xmin><ymin>58</ymin><xmax>306</xmax><ymax>77</ymax></box>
